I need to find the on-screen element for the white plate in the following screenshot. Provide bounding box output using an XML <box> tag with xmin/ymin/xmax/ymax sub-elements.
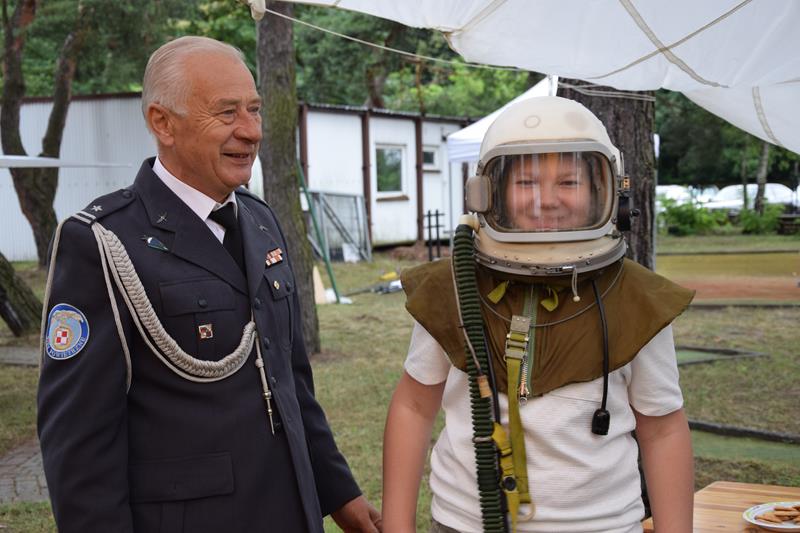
<box><xmin>743</xmin><ymin>502</ymin><xmax>800</xmax><ymax>531</ymax></box>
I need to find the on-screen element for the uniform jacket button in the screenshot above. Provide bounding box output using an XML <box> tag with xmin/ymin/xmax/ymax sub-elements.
<box><xmin>286</xmin><ymin>282</ymin><xmax>293</xmax><ymax>291</ymax></box>
<box><xmin>121</xmin><ymin>189</ymin><xmax>133</xmax><ymax>198</ymax></box>
<box><xmin>198</xmin><ymin>298</ymin><xmax>208</xmax><ymax>308</ymax></box>
<box><xmin>263</xmin><ymin>337</ymin><xmax>271</xmax><ymax>349</ymax></box>
<box><xmin>254</xmin><ymin>297</ymin><xmax>261</xmax><ymax>309</ymax></box>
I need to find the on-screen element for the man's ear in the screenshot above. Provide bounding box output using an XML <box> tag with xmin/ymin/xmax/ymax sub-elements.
<box><xmin>146</xmin><ymin>103</ymin><xmax>176</xmax><ymax>147</ymax></box>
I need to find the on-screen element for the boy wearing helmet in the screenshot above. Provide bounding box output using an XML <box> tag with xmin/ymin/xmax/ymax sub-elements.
<box><xmin>383</xmin><ymin>97</ymin><xmax>693</xmax><ymax>533</ymax></box>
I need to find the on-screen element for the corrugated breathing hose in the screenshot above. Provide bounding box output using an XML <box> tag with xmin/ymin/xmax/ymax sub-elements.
<box><xmin>452</xmin><ymin>223</ymin><xmax>507</xmax><ymax>532</ymax></box>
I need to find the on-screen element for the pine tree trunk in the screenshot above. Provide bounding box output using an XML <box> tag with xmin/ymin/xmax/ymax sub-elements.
<box><xmin>558</xmin><ymin>81</ymin><xmax>656</xmax><ymax>270</ymax></box>
<box><xmin>257</xmin><ymin>1</ymin><xmax>321</xmax><ymax>354</ymax></box>
<box><xmin>740</xmin><ymin>150</ymin><xmax>748</xmax><ymax>211</ymax></box>
<box><xmin>2</xmin><ymin>0</ymin><xmax>88</xmax><ymax>267</ymax></box>
<box><xmin>0</xmin><ymin>252</ymin><xmax>42</xmax><ymax>337</ymax></box>
<box><xmin>363</xmin><ymin>22</ymin><xmax>405</xmax><ymax>109</ymax></box>
<box><xmin>754</xmin><ymin>141</ymin><xmax>770</xmax><ymax>215</ymax></box>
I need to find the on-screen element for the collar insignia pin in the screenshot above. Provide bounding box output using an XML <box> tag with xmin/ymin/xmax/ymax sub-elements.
<box><xmin>265</xmin><ymin>247</ymin><xmax>283</xmax><ymax>267</ymax></box>
<box><xmin>157</xmin><ymin>213</ymin><xmax>167</xmax><ymax>224</ymax></box>
<box><xmin>141</xmin><ymin>236</ymin><xmax>169</xmax><ymax>252</ymax></box>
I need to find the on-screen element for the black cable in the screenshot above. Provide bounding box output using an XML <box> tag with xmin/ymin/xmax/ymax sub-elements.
<box><xmin>590</xmin><ymin>279</ymin><xmax>611</xmax><ymax>435</ymax></box>
<box><xmin>483</xmin><ymin>334</ymin><xmax>502</xmax><ymax>424</ymax></box>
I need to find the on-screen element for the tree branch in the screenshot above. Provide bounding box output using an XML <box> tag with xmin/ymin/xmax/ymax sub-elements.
<box><xmin>1</xmin><ymin>0</ymin><xmax>38</xmax><ymax>158</ymax></box>
<box><xmin>42</xmin><ymin>2</ymin><xmax>91</xmax><ymax>156</ymax></box>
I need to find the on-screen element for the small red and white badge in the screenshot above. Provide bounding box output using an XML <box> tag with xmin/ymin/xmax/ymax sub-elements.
<box><xmin>53</xmin><ymin>327</ymin><xmax>72</xmax><ymax>348</ymax></box>
<box><xmin>265</xmin><ymin>247</ymin><xmax>283</xmax><ymax>267</ymax></box>
<box><xmin>198</xmin><ymin>324</ymin><xmax>214</xmax><ymax>339</ymax></box>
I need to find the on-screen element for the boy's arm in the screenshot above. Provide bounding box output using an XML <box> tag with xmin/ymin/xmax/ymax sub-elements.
<box><xmin>382</xmin><ymin>371</ymin><xmax>445</xmax><ymax>533</ymax></box>
<box><xmin>634</xmin><ymin>407</ymin><xmax>694</xmax><ymax>533</ymax></box>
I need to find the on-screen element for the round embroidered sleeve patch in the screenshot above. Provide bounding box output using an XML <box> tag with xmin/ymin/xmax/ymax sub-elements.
<box><xmin>45</xmin><ymin>303</ymin><xmax>90</xmax><ymax>360</ymax></box>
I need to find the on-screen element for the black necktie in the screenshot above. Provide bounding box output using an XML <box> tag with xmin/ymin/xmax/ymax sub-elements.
<box><xmin>209</xmin><ymin>203</ymin><xmax>246</xmax><ymax>273</ymax></box>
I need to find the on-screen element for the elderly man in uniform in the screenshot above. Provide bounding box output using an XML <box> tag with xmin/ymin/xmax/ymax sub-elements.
<box><xmin>38</xmin><ymin>36</ymin><xmax>381</xmax><ymax>533</ymax></box>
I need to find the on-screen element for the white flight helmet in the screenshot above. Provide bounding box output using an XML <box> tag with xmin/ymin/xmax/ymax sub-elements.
<box><xmin>465</xmin><ymin>96</ymin><xmax>630</xmax><ymax>277</ymax></box>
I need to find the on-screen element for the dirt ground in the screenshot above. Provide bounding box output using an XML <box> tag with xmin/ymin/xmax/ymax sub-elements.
<box><xmin>386</xmin><ymin>241</ymin><xmax>451</xmax><ymax>262</ymax></box>
<box><xmin>660</xmin><ymin>275</ymin><xmax>799</xmax><ymax>302</ymax></box>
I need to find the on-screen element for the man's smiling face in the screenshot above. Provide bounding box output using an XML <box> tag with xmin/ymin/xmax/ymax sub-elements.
<box><xmin>165</xmin><ymin>52</ymin><xmax>262</xmax><ymax>202</ymax></box>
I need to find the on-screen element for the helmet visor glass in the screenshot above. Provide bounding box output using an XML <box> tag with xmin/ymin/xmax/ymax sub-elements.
<box><xmin>485</xmin><ymin>152</ymin><xmax>613</xmax><ymax>232</ymax></box>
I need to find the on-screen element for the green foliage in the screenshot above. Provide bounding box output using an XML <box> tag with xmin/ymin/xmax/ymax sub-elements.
<box><xmin>375</xmin><ymin>147</ymin><xmax>402</xmax><ymax>192</ymax></box>
<box><xmin>656</xmin><ymin>90</ymin><xmax>800</xmax><ymax>188</ymax></box>
<box><xmin>658</xmin><ymin>199</ymin><xmax>728</xmax><ymax>236</ymax></box>
<box><xmin>294</xmin><ymin>6</ymin><xmax>415</xmax><ymax>106</ymax></box>
<box><xmin>293</xmin><ymin>5</ymin><xmax>533</xmax><ymax>116</ymax></box>
<box><xmin>172</xmin><ymin>1</ymin><xmax>258</xmax><ymax>78</ymax></box>
<box><xmin>383</xmin><ymin>63</ymin><xmax>532</xmax><ymax>117</ymax></box>
<box><xmin>6</xmin><ymin>1</ymin><xmax>800</xmax><ymax>183</ymax></box>
<box><xmin>738</xmin><ymin>203</ymin><xmax>785</xmax><ymax>234</ymax></box>
<box><xmin>1</xmin><ymin>0</ymin><xmax>192</xmax><ymax>97</ymax></box>
<box><xmin>658</xmin><ymin>198</ymin><xmax>787</xmax><ymax>236</ymax></box>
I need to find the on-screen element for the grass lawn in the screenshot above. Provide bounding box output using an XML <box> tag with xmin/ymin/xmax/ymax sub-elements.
<box><xmin>0</xmin><ymin>502</ymin><xmax>54</xmax><ymax>533</ymax></box>
<box><xmin>315</xmin><ymin>252</ymin><xmax>800</xmax><ymax>528</ymax></box>
<box><xmin>1</xmin><ymin>240</ymin><xmax>798</xmax><ymax>531</ymax></box>
<box><xmin>675</xmin><ymin>307</ymin><xmax>799</xmax><ymax>435</ymax></box>
<box><xmin>691</xmin><ymin>431</ymin><xmax>799</xmax><ymax>468</ymax></box>
<box><xmin>657</xmin><ymin>252</ymin><xmax>798</xmax><ymax>278</ymax></box>
<box><xmin>656</xmin><ymin>234</ymin><xmax>800</xmax><ymax>254</ymax></box>
<box><xmin>0</xmin><ymin>366</ymin><xmax>39</xmax><ymax>456</ymax></box>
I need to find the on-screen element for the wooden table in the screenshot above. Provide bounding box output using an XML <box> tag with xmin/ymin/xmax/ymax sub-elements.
<box><xmin>643</xmin><ymin>481</ymin><xmax>800</xmax><ymax>532</ymax></box>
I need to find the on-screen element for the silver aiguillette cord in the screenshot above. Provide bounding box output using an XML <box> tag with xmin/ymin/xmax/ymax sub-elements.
<box><xmin>254</xmin><ymin>329</ymin><xmax>275</xmax><ymax>435</ymax></box>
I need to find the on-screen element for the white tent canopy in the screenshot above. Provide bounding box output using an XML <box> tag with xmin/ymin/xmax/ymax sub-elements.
<box><xmin>446</xmin><ymin>75</ymin><xmax>557</xmax><ymax>164</ymax></box>
<box><xmin>274</xmin><ymin>0</ymin><xmax>800</xmax><ymax>155</ymax></box>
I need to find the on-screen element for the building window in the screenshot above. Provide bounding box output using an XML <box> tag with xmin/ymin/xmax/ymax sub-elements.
<box><xmin>376</xmin><ymin>146</ymin><xmax>403</xmax><ymax>193</ymax></box>
<box><xmin>423</xmin><ymin>146</ymin><xmax>438</xmax><ymax>170</ymax></box>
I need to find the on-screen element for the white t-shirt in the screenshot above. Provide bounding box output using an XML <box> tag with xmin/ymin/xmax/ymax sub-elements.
<box><xmin>404</xmin><ymin>322</ymin><xmax>683</xmax><ymax>533</ymax></box>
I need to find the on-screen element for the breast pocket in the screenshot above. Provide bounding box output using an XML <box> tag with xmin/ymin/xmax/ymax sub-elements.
<box><xmin>158</xmin><ymin>277</ymin><xmax>235</xmax><ymax>360</ymax></box>
<box><xmin>129</xmin><ymin>452</ymin><xmax>234</xmax><ymax>533</ymax></box>
<box><xmin>263</xmin><ymin>266</ymin><xmax>295</xmax><ymax>349</ymax></box>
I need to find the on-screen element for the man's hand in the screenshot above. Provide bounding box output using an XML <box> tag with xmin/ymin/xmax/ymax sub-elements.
<box><xmin>331</xmin><ymin>495</ymin><xmax>382</xmax><ymax>533</ymax></box>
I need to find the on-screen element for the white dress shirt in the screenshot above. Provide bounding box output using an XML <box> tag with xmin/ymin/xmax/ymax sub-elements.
<box><xmin>152</xmin><ymin>157</ymin><xmax>237</xmax><ymax>244</ymax></box>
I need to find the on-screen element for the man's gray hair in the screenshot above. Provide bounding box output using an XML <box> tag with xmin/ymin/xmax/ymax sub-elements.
<box><xmin>141</xmin><ymin>36</ymin><xmax>247</xmax><ymax>119</ymax></box>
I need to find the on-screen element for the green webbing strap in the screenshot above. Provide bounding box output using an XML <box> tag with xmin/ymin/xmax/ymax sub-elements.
<box><xmin>491</xmin><ymin>422</ymin><xmax>520</xmax><ymax>533</ymax></box>
<box><xmin>503</xmin><ymin>315</ymin><xmax>534</xmax><ymax>528</ymax></box>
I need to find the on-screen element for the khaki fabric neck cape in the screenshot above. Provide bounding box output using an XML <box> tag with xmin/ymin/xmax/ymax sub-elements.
<box><xmin>401</xmin><ymin>258</ymin><xmax>694</xmax><ymax>396</ymax></box>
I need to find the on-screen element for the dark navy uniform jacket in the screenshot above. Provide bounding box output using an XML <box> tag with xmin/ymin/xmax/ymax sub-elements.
<box><xmin>38</xmin><ymin>159</ymin><xmax>360</xmax><ymax>532</ymax></box>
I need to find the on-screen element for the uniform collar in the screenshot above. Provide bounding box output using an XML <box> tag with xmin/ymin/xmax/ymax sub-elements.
<box><xmin>135</xmin><ymin>158</ymin><xmax>248</xmax><ymax>295</ymax></box>
<box><xmin>153</xmin><ymin>156</ymin><xmax>237</xmax><ymax>221</ymax></box>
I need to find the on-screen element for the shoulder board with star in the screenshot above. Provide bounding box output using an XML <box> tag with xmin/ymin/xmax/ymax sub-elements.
<box><xmin>71</xmin><ymin>188</ymin><xmax>136</xmax><ymax>225</ymax></box>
